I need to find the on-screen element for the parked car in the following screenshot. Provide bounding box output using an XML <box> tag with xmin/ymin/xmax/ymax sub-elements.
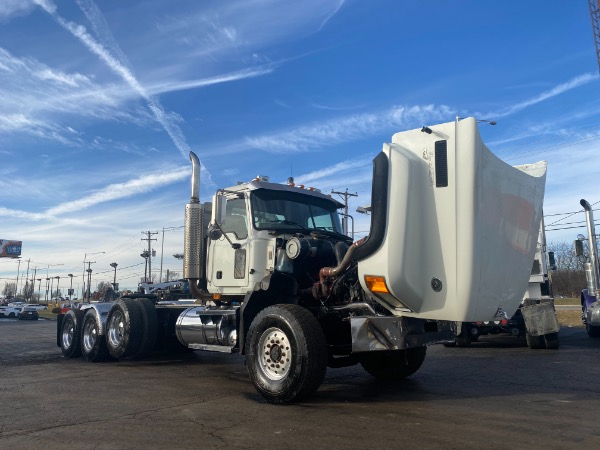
<box><xmin>23</xmin><ymin>304</ymin><xmax>48</xmax><ymax>311</ymax></box>
<box><xmin>0</xmin><ymin>306</ymin><xmax>23</xmax><ymax>318</ymax></box>
<box><xmin>17</xmin><ymin>307</ymin><xmax>39</xmax><ymax>320</ymax></box>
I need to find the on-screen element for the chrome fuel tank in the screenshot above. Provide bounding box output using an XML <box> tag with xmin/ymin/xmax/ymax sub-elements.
<box><xmin>175</xmin><ymin>307</ymin><xmax>238</xmax><ymax>351</ymax></box>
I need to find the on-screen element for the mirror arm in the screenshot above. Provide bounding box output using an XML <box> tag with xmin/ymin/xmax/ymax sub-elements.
<box><xmin>212</xmin><ymin>221</ymin><xmax>241</xmax><ymax>250</ymax></box>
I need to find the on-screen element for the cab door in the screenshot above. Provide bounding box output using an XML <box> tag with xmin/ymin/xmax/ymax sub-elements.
<box><xmin>207</xmin><ymin>196</ymin><xmax>251</xmax><ymax>292</ymax></box>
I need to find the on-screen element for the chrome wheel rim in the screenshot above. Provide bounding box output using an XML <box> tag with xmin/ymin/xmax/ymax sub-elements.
<box><xmin>258</xmin><ymin>327</ymin><xmax>292</xmax><ymax>381</ymax></box>
<box><xmin>62</xmin><ymin>319</ymin><xmax>74</xmax><ymax>349</ymax></box>
<box><xmin>82</xmin><ymin>319</ymin><xmax>97</xmax><ymax>353</ymax></box>
<box><xmin>107</xmin><ymin>310</ymin><xmax>125</xmax><ymax>348</ymax></box>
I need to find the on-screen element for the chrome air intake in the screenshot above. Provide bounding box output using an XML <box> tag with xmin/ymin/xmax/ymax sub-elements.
<box><xmin>176</xmin><ymin>307</ymin><xmax>238</xmax><ymax>350</ymax></box>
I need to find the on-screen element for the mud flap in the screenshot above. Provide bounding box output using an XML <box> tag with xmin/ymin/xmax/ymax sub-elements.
<box><xmin>56</xmin><ymin>313</ymin><xmax>64</xmax><ymax>347</ymax></box>
<box><xmin>521</xmin><ymin>300</ymin><xmax>560</xmax><ymax>336</ymax></box>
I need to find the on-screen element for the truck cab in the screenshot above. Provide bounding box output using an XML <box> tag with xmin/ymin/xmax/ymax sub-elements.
<box><xmin>206</xmin><ymin>179</ymin><xmax>347</xmax><ymax>296</ymax></box>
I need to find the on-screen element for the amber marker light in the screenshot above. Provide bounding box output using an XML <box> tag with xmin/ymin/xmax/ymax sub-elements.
<box><xmin>364</xmin><ymin>275</ymin><xmax>390</xmax><ymax>294</ymax></box>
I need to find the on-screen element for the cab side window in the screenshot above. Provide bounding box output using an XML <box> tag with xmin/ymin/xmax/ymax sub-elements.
<box><xmin>221</xmin><ymin>198</ymin><xmax>248</xmax><ymax>240</ymax></box>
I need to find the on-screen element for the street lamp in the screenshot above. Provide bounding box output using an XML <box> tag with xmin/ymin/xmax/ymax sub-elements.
<box><xmin>86</xmin><ymin>268</ymin><xmax>93</xmax><ymax>301</ymax></box>
<box><xmin>68</xmin><ymin>274</ymin><xmax>74</xmax><ymax>300</ymax></box>
<box><xmin>45</xmin><ymin>278</ymin><xmax>50</xmax><ymax>302</ymax></box>
<box><xmin>110</xmin><ymin>263</ymin><xmax>118</xmax><ymax>290</ymax></box>
<box><xmin>36</xmin><ymin>279</ymin><xmax>42</xmax><ymax>302</ymax></box>
<box><xmin>54</xmin><ymin>276</ymin><xmax>61</xmax><ymax>300</ymax></box>
<box><xmin>49</xmin><ymin>277</ymin><xmax>54</xmax><ymax>304</ymax></box>
<box><xmin>83</xmin><ymin>251</ymin><xmax>105</xmax><ymax>303</ymax></box>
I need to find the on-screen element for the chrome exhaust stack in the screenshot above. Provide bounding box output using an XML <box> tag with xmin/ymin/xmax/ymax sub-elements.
<box><xmin>184</xmin><ymin>152</ymin><xmax>204</xmax><ymax>296</ymax></box>
<box><xmin>581</xmin><ymin>199</ymin><xmax>599</xmax><ymax>297</ymax></box>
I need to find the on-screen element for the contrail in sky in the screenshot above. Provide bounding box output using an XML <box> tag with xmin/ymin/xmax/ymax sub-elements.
<box><xmin>32</xmin><ymin>0</ymin><xmax>201</xmax><ymax>165</ymax></box>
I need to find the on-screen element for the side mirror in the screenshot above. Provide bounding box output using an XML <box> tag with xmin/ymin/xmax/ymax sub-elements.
<box><xmin>574</xmin><ymin>240</ymin><xmax>584</xmax><ymax>257</ymax></box>
<box><xmin>547</xmin><ymin>251</ymin><xmax>556</xmax><ymax>271</ymax></box>
<box><xmin>207</xmin><ymin>224</ymin><xmax>222</xmax><ymax>240</ymax></box>
<box><xmin>212</xmin><ymin>192</ymin><xmax>226</xmax><ymax>225</ymax></box>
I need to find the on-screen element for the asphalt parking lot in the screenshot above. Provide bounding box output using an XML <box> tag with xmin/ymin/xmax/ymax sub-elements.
<box><xmin>1</xmin><ymin>318</ymin><xmax>599</xmax><ymax>449</ymax></box>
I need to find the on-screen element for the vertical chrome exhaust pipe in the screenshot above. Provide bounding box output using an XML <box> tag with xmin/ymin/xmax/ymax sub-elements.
<box><xmin>581</xmin><ymin>199</ymin><xmax>599</xmax><ymax>297</ymax></box>
<box><xmin>185</xmin><ymin>152</ymin><xmax>202</xmax><ymax>282</ymax></box>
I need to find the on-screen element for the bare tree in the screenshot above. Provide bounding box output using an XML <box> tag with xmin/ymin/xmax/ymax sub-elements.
<box><xmin>167</xmin><ymin>271</ymin><xmax>180</xmax><ymax>281</ymax></box>
<box><xmin>2</xmin><ymin>282</ymin><xmax>17</xmax><ymax>299</ymax></box>
<box><xmin>548</xmin><ymin>241</ymin><xmax>588</xmax><ymax>298</ymax></box>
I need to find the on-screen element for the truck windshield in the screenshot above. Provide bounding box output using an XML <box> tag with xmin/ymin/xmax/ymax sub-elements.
<box><xmin>251</xmin><ymin>189</ymin><xmax>343</xmax><ymax>233</ymax></box>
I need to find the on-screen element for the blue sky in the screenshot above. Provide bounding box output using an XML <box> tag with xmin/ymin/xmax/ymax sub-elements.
<box><xmin>1</xmin><ymin>0</ymin><xmax>599</xmax><ymax>294</ymax></box>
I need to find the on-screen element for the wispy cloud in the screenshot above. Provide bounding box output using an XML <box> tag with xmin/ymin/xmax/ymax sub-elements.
<box><xmin>0</xmin><ymin>166</ymin><xmax>190</xmax><ymax>220</ymax></box>
<box><xmin>294</xmin><ymin>157</ymin><xmax>372</xmax><ymax>185</ymax></box>
<box><xmin>0</xmin><ymin>0</ymin><xmax>36</xmax><ymax>21</ymax></box>
<box><xmin>34</xmin><ymin>0</ymin><xmax>196</xmax><ymax>161</ymax></box>
<box><xmin>146</xmin><ymin>65</ymin><xmax>274</xmax><ymax>96</ymax></box>
<box><xmin>489</xmin><ymin>73</ymin><xmax>597</xmax><ymax>118</ymax></box>
<box><xmin>244</xmin><ymin>104</ymin><xmax>455</xmax><ymax>153</ymax></box>
<box><xmin>317</xmin><ymin>0</ymin><xmax>346</xmax><ymax>31</ymax></box>
<box><xmin>231</xmin><ymin>74</ymin><xmax>596</xmax><ymax>156</ymax></box>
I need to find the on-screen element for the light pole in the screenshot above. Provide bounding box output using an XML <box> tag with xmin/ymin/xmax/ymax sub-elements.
<box><xmin>45</xmin><ymin>278</ymin><xmax>50</xmax><ymax>302</ymax></box>
<box><xmin>36</xmin><ymin>279</ymin><xmax>41</xmax><ymax>302</ymax></box>
<box><xmin>110</xmin><ymin>263</ymin><xmax>118</xmax><ymax>290</ymax></box>
<box><xmin>54</xmin><ymin>276</ymin><xmax>61</xmax><ymax>300</ymax></box>
<box><xmin>86</xmin><ymin>268</ymin><xmax>93</xmax><ymax>301</ymax></box>
<box><xmin>83</xmin><ymin>251</ymin><xmax>105</xmax><ymax>303</ymax></box>
<box><xmin>15</xmin><ymin>257</ymin><xmax>22</xmax><ymax>299</ymax></box>
<box><xmin>49</xmin><ymin>277</ymin><xmax>54</xmax><ymax>304</ymax></box>
<box><xmin>68</xmin><ymin>274</ymin><xmax>74</xmax><ymax>300</ymax></box>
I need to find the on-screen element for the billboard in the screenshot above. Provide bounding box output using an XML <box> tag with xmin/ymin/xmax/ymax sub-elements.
<box><xmin>0</xmin><ymin>239</ymin><xmax>22</xmax><ymax>258</ymax></box>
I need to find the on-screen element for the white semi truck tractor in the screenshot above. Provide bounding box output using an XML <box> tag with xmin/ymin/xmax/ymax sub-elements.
<box><xmin>58</xmin><ymin>117</ymin><xmax>547</xmax><ymax>403</ymax></box>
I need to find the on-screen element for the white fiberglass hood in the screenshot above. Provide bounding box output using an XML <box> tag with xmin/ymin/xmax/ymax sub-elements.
<box><xmin>357</xmin><ymin>117</ymin><xmax>546</xmax><ymax>322</ymax></box>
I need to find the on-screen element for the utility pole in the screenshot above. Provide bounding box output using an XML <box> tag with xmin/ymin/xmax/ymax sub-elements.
<box><xmin>142</xmin><ymin>231</ymin><xmax>158</xmax><ymax>283</ymax></box>
<box><xmin>30</xmin><ymin>267</ymin><xmax>37</xmax><ymax>301</ymax></box>
<box><xmin>21</xmin><ymin>258</ymin><xmax>30</xmax><ymax>297</ymax></box>
<box><xmin>331</xmin><ymin>188</ymin><xmax>358</xmax><ymax>237</ymax></box>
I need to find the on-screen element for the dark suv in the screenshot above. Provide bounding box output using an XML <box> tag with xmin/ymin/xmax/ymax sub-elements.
<box><xmin>17</xmin><ymin>307</ymin><xmax>39</xmax><ymax>321</ymax></box>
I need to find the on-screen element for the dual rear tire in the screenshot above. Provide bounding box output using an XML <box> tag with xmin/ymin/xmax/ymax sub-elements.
<box><xmin>59</xmin><ymin>298</ymin><xmax>158</xmax><ymax>361</ymax></box>
<box><xmin>105</xmin><ymin>298</ymin><xmax>157</xmax><ymax>359</ymax></box>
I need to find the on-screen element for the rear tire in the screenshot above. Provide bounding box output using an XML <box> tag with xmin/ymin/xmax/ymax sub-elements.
<box><xmin>131</xmin><ymin>298</ymin><xmax>158</xmax><ymax>359</ymax></box>
<box><xmin>526</xmin><ymin>332</ymin><xmax>545</xmax><ymax>349</ymax></box>
<box><xmin>61</xmin><ymin>309</ymin><xmax>84</xmax><ymax>358</ymax></box>
<box><xmin>106</xmin><ymin>298</ymin><xmax>144</xmax><ymax>358</ymax></box>
<box><xmin>586</xmin><ymin>323</ymin><xmax>600</xmax><ymax>338</ymax></box>
<box><xmin>246</xmin><ymin>304</ymin><xmax>328</xmax><ymax>403</ymax></box>
<box><xmin>544</xmin><ymin>332</ymin><xmax>559</xmax><ymax>349</ymax></box>
<box><xmin>81</xmin><ymin>309</ymin><xmax>111</xmax><ymax>362</ymax></box>
<box><xmin>360</xmin><ymin>346</ymin><xmax>427</xmax><ymax>380</ymax></box>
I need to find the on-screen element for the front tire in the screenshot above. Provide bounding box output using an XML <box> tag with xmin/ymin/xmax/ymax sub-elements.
<box><xmin>81</xmin><ymin>310</ymin><xmax>111</xmax><ymax>362</ymax></box>
<box><xmin>586</xmin><ymin>323</ymin><xmax>600</xmax><ymax>338</ymax></box>
<box><xmin>61</xmin><ymin>309</ymin><xmax>84</xmax><ymax>358</ymax></box>
<box><xmin>106</xmin><ymin>298</ymin><xmax>143</xmax><ymax>358</ymax></box>
<box><xmin>246</xmin><ymin>304</ymin><xmax>328</xmax><ymax>404</ymax></box>
<box><xmin>359</xmin><ymin>346</ymin><xmax>427</xmax><ymax>380</ymax></box>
